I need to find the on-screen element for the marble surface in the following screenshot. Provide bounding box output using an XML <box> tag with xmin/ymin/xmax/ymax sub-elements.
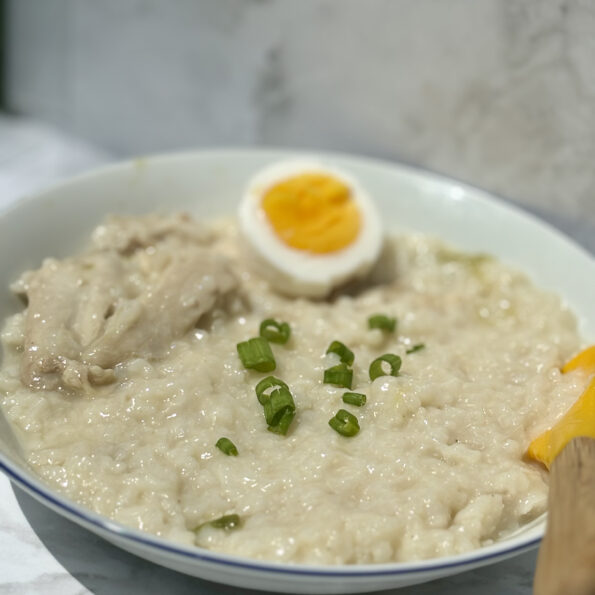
<box><xmin>5</xmin><ymin>0</ymin><xmax>595</xmax><ymax>228</ymax></box>
<box><xmin>0</xmin><ymin>115</ymin><xmax>592</xmax><ymax>595</ymax></box>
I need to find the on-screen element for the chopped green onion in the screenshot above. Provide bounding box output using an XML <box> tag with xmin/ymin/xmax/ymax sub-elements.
<box><xmin>215</xmin><ymin>437</ymin><xmax>238</xmax><ymax>456</ymax></box>
<box><xmin>263</xmin><ymin>387</ymin><xmax>295</xmax><ymax>426</ymax></box>
<box><xmin>369</xmin><ymin>353</ymin><xmax>402</xmax><ymax>381</ymax></box>
<box><xmin>259</xmin><ymin>318</ymin><xmax>291</xmax><ymax>344</ymax></box>
<box><xmin>329</xmin><ymin>409</ymin><xmax>360</xmax><ymax>437</ymax></box>
<box><xmin>342</xmin><ymin>391</ymin><xmax>366</xmax><ymax>407</ymax></box>
<box><xmin>323</xmin><ymin>363</ymin><xmax>353</xmax><ymax>389</ymax></box>
<box><xmin>406</xmin><ymin>343</ymin><xmax>425</xmax><ymax>354</ymax></box>
<box><xmin>195</xmin><ymin>513</ymin><xmax>242</xmax><ymax>534</ymax></box>
<box><xmin>259</xmin><ymin>386</ymin><xmax>296</xmax><ymax>435</ymax></box>
<box><xmin>208</xmin><ymin>514</ymin><xmax>242</xmax><ymax>530</ymax></box>
<box><xmin>326</xmin><ymin>340</ymin><xmax>355</xmax><ymax>366</ymax></box>
<box><xmin>237</xmin><ymin>337</ymin><xmax>276</xmax><ymax>372</ymax></box>
<box><xmin>254</xmin><ymin>378</ymin><xmax>296</xmax><ymax>436</ymax></box>
<box><xmin>368</xmin><ymin>314</ymin><xmax>397</xmax><ymax>333</ymax></box>
<box><xmin>255</xmin><ymin>376</ymin><xmax>288</xmax><ymax>405</ymax></box>
<box><xmin>267</xmin><ymin>408</ymin><xmax>295</xmax><ymax>435</ymax></box>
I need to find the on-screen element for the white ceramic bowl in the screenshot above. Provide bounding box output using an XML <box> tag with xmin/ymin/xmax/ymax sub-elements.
<box><xmin>0</xmin><ymin>149</ymin><xmax>593</xmax><ymax>593</ymax></box>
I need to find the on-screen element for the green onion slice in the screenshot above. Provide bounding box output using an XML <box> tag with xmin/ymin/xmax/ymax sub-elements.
<box><xmin>259</xmin><ymin>318</ymin><xmax>291</xmax><ymax>344</ymax></box>
<box><xmin>215</xmin><ymin>437</ymin><xmax>238</xmax><ymax>456</ymax></box>
<box><xmin>208</xmin><ymin>514</ymin><xmax>242</xmax><ymax>530</ymax></box>
<box><xmin>195</xmin><ymin>513</ymin><xmax>242</xmax><ymax>534</ymax></box>
<box><xmin>369</xmin><ymin>353</ymin><xmax>402</xmax><ymax>381</ymax></box>
<box><xmin>267</xmin><ymin>408</ymin><xmax>295</xmax><ymax>436</ymax></box>
<box><xmin>255</xmin><ymin>376</ymin><xmax>289</xmax><ymax>405</ymax></box>
<box><xmin>329</xmin><ymin>408</ymin><xmax>360</xmax><ymax>437</ymax></box>
<box><xmin>263</xmin><ymin>387</ymin><xmax>295</xmax><ymax>426</ymax></box>
<box><xmin>406</xmin><ymin>343</ymin><xmax>425</xmax><ymax>354</ymax></box>
<box><xmin>237</xmin><ymin>337</ymin><xmax>276</xmax><ymax>372</ymax></box>
<box><xmin>342</xmin><ymin>391</ymin><xmax>366</xmax><ymax>407</ymax></box>
<box><xmin>368</xmin><ymin>314</ymin><xmax>397</xmax><ymax>332</ymax></box>
<box><xmin>254</xmin><ymin>378</ymin><xmax>296</xmax><ymax>436</ymax></box>
<box><xmin>323</xmin><ymin>363</ymin><xmax>353</xmax><ymax>389</ymax></box>
<box><xmin>326</xmin><ymin>340</ymin><xmax>355</xmax><ymax>366</ymax></box>
<box><xmin>261</xmin><ymin>386</ymin><xmax>296</xmax><ymax>435</ymax></box>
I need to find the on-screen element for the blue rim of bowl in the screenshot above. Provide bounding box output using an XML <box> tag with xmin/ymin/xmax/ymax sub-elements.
<box><xmin>0</xmin><ymin>147</ymin><xmax>556</xmax><ymax>580</ymax></box>
<box><xmin>0</xmin><ymin>456</ymin><xmax>541</xmax><ymax>578</ymax></box>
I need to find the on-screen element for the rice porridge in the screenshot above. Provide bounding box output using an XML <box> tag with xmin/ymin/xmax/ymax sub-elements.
<box><xmin>0</xmin><ymin>213</ymin><xmax>583</xmax><ymax>565</ymax></box>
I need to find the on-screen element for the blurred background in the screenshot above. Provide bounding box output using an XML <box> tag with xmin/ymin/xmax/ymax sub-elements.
<box><xmin>0</xmin><ymin>0</ymin><xmax>593</xmax><ymax>232</ymax></box>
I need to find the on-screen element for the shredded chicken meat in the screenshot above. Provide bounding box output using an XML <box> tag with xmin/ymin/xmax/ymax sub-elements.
<box><xmin>12</xmin><ymin>214</ymin><xmax>238</xmax><ymax>392</ymax></box>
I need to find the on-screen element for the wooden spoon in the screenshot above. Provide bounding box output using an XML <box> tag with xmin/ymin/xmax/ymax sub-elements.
<box><xmin>533</xmin><ymin>436</ymin><xmax>595</xmax><ymax>595</ymax></box>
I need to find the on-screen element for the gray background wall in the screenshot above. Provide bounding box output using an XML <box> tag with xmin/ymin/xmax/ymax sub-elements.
<box><xmin>4</xmin><ymin>0</ymin><xmax>595</xmax><ymax>224</ymax></box>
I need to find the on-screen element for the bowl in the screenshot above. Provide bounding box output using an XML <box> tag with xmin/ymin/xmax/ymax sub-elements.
<box><xmin>0</xmin><ymin>149</ymin><xmax>593</xmax><ymax>593</ymax></box>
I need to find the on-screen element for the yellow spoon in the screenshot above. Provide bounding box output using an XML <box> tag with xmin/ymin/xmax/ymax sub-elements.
<box><xmin>527</xmin><ymin>346</ymin><xmax>595</xmax><ymax>469</ymax></box>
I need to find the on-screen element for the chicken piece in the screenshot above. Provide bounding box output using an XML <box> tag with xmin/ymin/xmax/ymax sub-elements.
<box><xmin>18</xmin><ymin>252</ymin><xmax>134</xmax><ymax>390</ymax></box>
<box><xmin>19</xmin><ymin>258</ymin><xmax>86</xmax><ymax>391</ymax></box>
<box><xmin>83</xmin><ymin>247</ymin><xmax>236</xmax><ymax>368</ymax></box>
<box><xmin>70</xmin><ymin>253</ymin><xmax>134</xmax><ymax>346</ymax></box>
<box><xmin>91</xmin><ymin>213</ymin><xmax>212</xmax><ymax>254</ymax></box>
<box><xmin>16</xmin><ymin>214</ymin><xmax>238</xmax><ymax>393</ymax></box>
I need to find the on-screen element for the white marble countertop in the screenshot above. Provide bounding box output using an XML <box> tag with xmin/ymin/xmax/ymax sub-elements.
<box><xmin>0</xmin><ymin>115</ymin><xmax>592</xmax><ymax>595</ymax></box>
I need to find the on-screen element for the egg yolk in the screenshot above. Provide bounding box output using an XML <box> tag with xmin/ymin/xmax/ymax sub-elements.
<box><xmin>261</xmin><ymin>173</ymin><xmax>361</xmax><ymax>254</ymax></box>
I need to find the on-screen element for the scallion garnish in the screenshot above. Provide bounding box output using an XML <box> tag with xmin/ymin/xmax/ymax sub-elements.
<box><xmin>406</xmin><ymin>343</ymin><xmax>425</xmax><ymax>354</ymax></box>
<box><xmin>215</xmin><ymin>437</ymin><xmax>238</xmax><ymax>456</ymax></box>
<box><xmin>326</xmin><ymin>340</ymin><xmax>355</xmax><ymax>366</ymax></box>
<box><xmin>208</xmin><ymin>514</ymin><xmax>242</xmax><ymax>530</ymax></box>
<box><xmin>342</xmin><ymin>391</ymin><xmax>366</xmax><ymax>407</ymax></box>
<box><xmin>195</xmin><ymin>513</ymin><xmax>242</xmax><ymax>534</ymax></box>
<box><xmin>256</xmin><ymin>384</ymin><xmax>296</xmax><ymax>435</ymax></box>
<box><xmin>369</xmin><ymin>353</ymin><xmax>402</xmax><ymax>381</ymax></box>
<box><xmin>237</xmin><ymin>337</ymin><xmax>276</xmax><ymax>372</ymax></box>
<box><xmin>263</xmin><ymin>387</ymin><xmax>295</xmax><ymax>426</ymax></box>
<box><xmin>323</xmin><ymin>363</ymin><xmax>353</xmax><ymax>389</ymax></box>
<box><xmin>368</xmin><ymin>314</ymin><xmax>397</xmax><ymax>333</ymax></box>
<box><xmin>329</xmin><ymin>409</ymin><xmax>360</xmax><ymax>437</ymax></box>
<box><xmin>254</xmin><ymin>377</ymin><xmax>296</xmax><ymax>436</ymax></box>
<box><xmin>267</xmin><ymin>408</ymin><xmax>295</xmax><ymax>435</ymax></box>
<box><xmin>259</xmin><ymin>318</ymin><xmax>291</xmax><ymax>344</ymax></box>
<box><xmin>255</xmin><ymin>376</ymin><xmax>289</xmax><ymax>405</ymax></box>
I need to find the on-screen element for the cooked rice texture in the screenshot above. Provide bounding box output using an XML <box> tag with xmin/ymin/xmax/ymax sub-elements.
<box><xmin>0</xmin><ymin>215</ymin><xmax>584</xmax><ymax>564</ymax></box>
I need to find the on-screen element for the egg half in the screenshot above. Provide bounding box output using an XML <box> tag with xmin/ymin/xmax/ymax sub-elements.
<box><xmin>239</xmin><ymin>160</ymin><xmax>383</xmax><ymax>297</ymax></box>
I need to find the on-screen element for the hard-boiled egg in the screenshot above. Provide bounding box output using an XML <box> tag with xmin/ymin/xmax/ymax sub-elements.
<box><xmin>239</xmin><ymin>160</ymin><xmax>383</xmax><ymax>297</ymax></box>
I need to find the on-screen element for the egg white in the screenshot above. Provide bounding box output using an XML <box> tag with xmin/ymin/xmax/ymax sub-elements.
<box><xmin>238</xmin><ymin>160</ymin><xmax>383</xmax><ymax>298</ymax></box>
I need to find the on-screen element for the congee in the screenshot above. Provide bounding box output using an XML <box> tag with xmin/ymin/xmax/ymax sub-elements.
<box><xmin>0</xmin><ymin>165</ymin><xmax>586</xmax><ymax>564</ymax></box>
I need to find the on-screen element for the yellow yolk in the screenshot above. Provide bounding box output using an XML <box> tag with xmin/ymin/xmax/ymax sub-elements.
<box><xmin>261</xmin><ymin>173</ymin><xmax>361</xmax><ymax>254</ymax></box>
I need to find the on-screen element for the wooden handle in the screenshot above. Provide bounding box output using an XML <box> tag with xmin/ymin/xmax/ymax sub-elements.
<box><xmin>534</xmin><ymin>437</ymin><xmax>595</xmax><ymax>595</ymax></box>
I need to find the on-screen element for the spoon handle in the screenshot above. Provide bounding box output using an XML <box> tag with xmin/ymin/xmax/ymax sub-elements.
<box><xmin>533</xmin><ymin>437</ymin><xmax>595</xmax><ymax>595</ymax></box>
